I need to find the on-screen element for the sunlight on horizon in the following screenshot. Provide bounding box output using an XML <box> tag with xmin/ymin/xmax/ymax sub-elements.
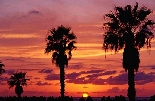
<box><xmin>82</xmin><ymin>93</ymin><xmax>88</xmax><ymax>98</ymax></box>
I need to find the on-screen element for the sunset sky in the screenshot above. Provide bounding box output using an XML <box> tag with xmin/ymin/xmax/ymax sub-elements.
<box><xmin>0</xmin><ymin>0</ymin><xmax>155</xmax><ymax>97</ymax></box>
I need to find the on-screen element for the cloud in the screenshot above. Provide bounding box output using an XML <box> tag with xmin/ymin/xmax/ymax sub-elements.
<box><xmin>85</xmin><ymin>70</ymin><xmax>117</xmax><ymax>79</ymax></box>
<box><xmin>0</xmin><ymin>33</ymin><xmax>39</xmax><ymax>39</ymax></box>
<box><xmin>34</xmin><ymin>77</ymin><xmax>40</xmax><ymax>80</ymax></box>
<box><xmin>83</xmin><ymin>86</ymin><xmax>89</xmax><ymax>88</ymax></box>
<box><xmin>66</xmin><ymin>70</ymin><xmax>117</xmax><ymax>85</ymax></box>
<box><xmin>66</xmin><ymin>77</ymin><xmax>90</xmax><ymax>84</ymax></box>
<box><xmin>45</xmin><ymin>74</ymin><xmax>59</xmax><ymax>80</ymax></box>
<box><xmin>106</xmin><ymin>73</ymin><xmax>128</xmax><ymax>85</ymax></box>
<box><xmin>92</xmin><ymin>78</ymin><xmax>105</xmax><ymax>85</ymax></box>
<box><xmin>38</xmin><ymin>69</ymin><xmax>53</xmax><ymax>73</ymax></box>
<box><xmin>0</xmin><ymin>82</ymin><xmax>6</xmax><ymax>85</ymax></box>
<box><xmin>50</xmin><ymin>70</ymin><xmax>155</xmax><ymax>85</ymax></box>
<box><xmin>150</xmin><ymin>65</ymin><xmax>155</xmax><ymax>69</ymax></box>
<box><xmin>28</xmin><ymin>10</ymin><xmax>42</xmax><ymax>15</ymax></box>
<box><xmin>141</xmin><ymin>65</ymin><xmax>155</xmax><ymax>69</ymax></box>
<box><xmin>35</xmin><ymin>81</ymin><xmax>52</xmax><ymax>86</ymax></box>
<box><xmin>5</xmin><ymin>58</ymin><xmax>24</xmax><ymax>62</ymax></box>
<box><xmin>66</xmin><ymin>72</ymin><xmax>81</xmax><ymax>79</ymax></box>
<box><xmin>28</xmin><ymin>81</ymin><xmax>35</xmax><ymax>85</ymax></box>
<box><xmin>105</xmin><ymin>72</ymin><xmax>155</xmax><ymax>85</ymax></box>
<box><xmin>106</xmin><ymin>87</ymin><xmax>126</xmax><ymax>94</ymax></box>
<box><xmin>107</xmin><ymin>87</ymin><xmax>120</xmax><ymax>93</ymax></box>
<box><xmin>66</xmin><ymin>77</ymin><xmax>105</xmax><ymax>85</ymax></box>
<box><xmin>103</xmin><ymin>70</ymin><xmax>117</xmax><ymax>75</ymax></box>
<box><xmin>0</xmin><ymin>76</ymin><xmax>8</xmax><ymax>81</ymax></box>
<box><xmin>86</xmin><ymin>73</ymin><xmax>104</xmax><ymax>79</ymax></box>
<box><xmin>65</xmin><ymin>69</ymin><xmax>108</xmax><ymax>79</ymax></box>
<box><xmin>135</xmin><ymin>72</ymin><xmax>155</xmax><ymax>85</ymax></box>
<box><xmin>5</xmin><ymin>69</ymin><xmax>15</xmax><ymax>75</ymax></box>
<box><xmin>19</xmin><ymin>10</ymin><xmax>42</xmax><ymax>18</ymax></box>
<box><xmin>148</xmin><ymin>72</ymin><xmax>155</xmax><ymax>75</ymax></box>
<box><xmin>68</xmin><ymin>62</ymin><xmax>84</xmax><ymax>69</ymax></box>
<box><xmin>81</xmin><ymin>69</ymin><xmax>105</xmax><ymax>74</ymax></box>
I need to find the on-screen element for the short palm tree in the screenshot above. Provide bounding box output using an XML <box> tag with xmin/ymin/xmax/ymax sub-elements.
<box><xmin>103</xmin><ymin>2</ymin><xmax>154</xmax><ymax>101</ymax></box>
<box><xmin>0</xmin><ymin>61</ymin><xmax>5</xmax><ymax>76</ymax></box>
<box><xmin>7</xmin><ymin>72</ymin><xmax>29</xmax><ymax>98</ymax></box>
<box><xmin>45</xmin><ymin>25</ymin><xmax>77</xmax><ymax>97</ymax></box>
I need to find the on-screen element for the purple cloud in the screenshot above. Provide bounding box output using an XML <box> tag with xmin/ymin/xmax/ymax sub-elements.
<box><xmin>150</xmin><ymin>65</ymin><xmax>155</xmax><ymax>69</ymax></box>
<box><xmin>92</xmin><ymin>78</ymin><xmax>105</xmax><ymax>85</ymax></box>
<box><xmin>105</xmin><ymin>72</ymin><xmax>155</xmax><ymax>85</ymax></box>
<box><xmin>107</xmin><ymin>87</ymin><xmax>120</xmax><ymax>93</ymax></box>
<box><xmin>38</xmin><ymin>69</ymin><xmax>53</xmax><ymax>73</ymax></box>
<box><xmin>66</xmin><ymin>77</ymin><xmax>90</xmax><ymax>84</ymax></box>
<box><xmin>86</xmin><ymin>70</ymin><xmax>117</xmax><ymax>79</ymax></box>
<box><xmin>106</xmin><ymin>87</ymin><xmax>126</xmax><ymax>94</ymax></box>
<box><xmin>86</xmin><ymin>73</ymin><xmax>103</xmax><ymax>78</ymax></box>
<box><xmin>81</xmin><ymin>69</ymin><xmax>104</xmax><ymax>74</ymax></box>
<box><xmin>66</xmin><ymin>72</ymin><xmax>81</xmax><ymax>79</ymax></box>
<box><xmin>106</xmin><ymin>73</ymin><xmax>128</xmax><ymax>85</ymax></box>
<box><xmin>28</xmin><ymin>10</ymin><xmax>42</xmax><ymax>15</ymax></box>
<box><xmin>135</xmin><ymin>72</ymin><xmax>155</xmax><ymax>85</ymax></box>
<box><xmin>68</xmin><ymin>62</ymin><xmax>84</xmax><ymax>69</ymax></box>
<box><xmin>0</xmin><ymin>76</ymin><xmax>8</xmax><ymax>81</ymax></box>
<box><xmin>5</xmin><ymin>69</ymin><xmax>15</xmax><ymax>75</ymax></box>
<box><xmin>44</xmin><ymin>70</ymin><xmax>155</xmax><ymax>85</ymax></box>
<box><xmin>66</xmin><ymin>77</ymin><xmax>105</xmax><ymax>85</ymax></box>
<box><xmin>35</xmin><ymin>81</ymin><xmax>52</xmax><ymax>86</ymax></box>
<box><xmin>66</xmin><ymin>70</ymin><xmax>117</xmax><ymax>84</ymax></box>
<box><xmin>45</xmin><ymin>74</ymin><xmax>59</xmax><ymax>80</ymax></box>
<box><xmin>103</xmin><ymin>70</ymin><xmax>117</xmax><ymax>75</ymax></box>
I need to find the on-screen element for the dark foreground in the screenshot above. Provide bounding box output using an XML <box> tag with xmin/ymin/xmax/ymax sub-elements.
<box><xmin>0</xmin><ymin>95</ymin><xmax>155</xmax><ymax>101</ymax></box>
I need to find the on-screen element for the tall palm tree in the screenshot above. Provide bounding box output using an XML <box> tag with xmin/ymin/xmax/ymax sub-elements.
<box><xmin>0</xmin><ymin>61</ymin><xmax>5</xmax><ymax>76</ymax></box>
<box><xmin>45</xmin><ymin>25</ymin><xmax>77</xmax><ymax>97</ymax></box>
<box><xmin>103</xmin><ymin>2</ymin><xmax>154</xmax><ymax>101</ymax></box>
<box><xmin>7</xmin><ymin>72</ymin><xmax>30</xmax><ymax>98</ymax></box>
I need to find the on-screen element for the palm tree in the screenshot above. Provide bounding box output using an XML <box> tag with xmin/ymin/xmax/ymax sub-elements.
<box><xmin>103</xmin><ymin>2</ymin><xmax>154</xmax><ymax>101</ymax></box>
<box><xmin>7</xmin><ymin>72</ymin><xmax>30</xmax><ymax>98</ymax></box>
<box><xmin>45</xmin><ymin>25</ymin><xmax>77</xmax><ymax>97</ymax></box>
<box><xmin>0</xmin><ymin>61</ymin><xmax>5</xmax><ymax>76</ymax></box>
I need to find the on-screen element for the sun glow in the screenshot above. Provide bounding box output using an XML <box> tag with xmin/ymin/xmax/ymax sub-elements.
<box><xmin>83</xmin><ymin>93</ymin><xmax>88</xmax><ymax>98</ymax></box>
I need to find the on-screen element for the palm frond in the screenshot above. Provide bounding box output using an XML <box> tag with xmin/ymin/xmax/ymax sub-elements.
<box><xmin>103</xmin><ymin>2</ymin><xmax>155</xmax><ymax>52</ymax></box>
<box><xmin>7</xmin><ymin>80</ymin><xmax>16</xmax><ymax>88</ymax></box>
<box><xmin>45</xmin><ymin>25</ymin><xmax>77</xmax><ymax>67</ymax></box>
<box><xmin>8</xmin><ymin>72</ymin><xmax>29</xmax><ymax>88</ymax></box>
<box><xmin>103</xmin><ymin>2</ymin><xmax>154</xmax><ymax>71</ymax></box>
<box><xmin>133</xmin><ymin>2</ymin><xmax>138</xmax><ymax>13</ymax></box>
<box><xmin>137</xmin><ymin>7</ymin><xmax>151</xmax><ymax>21</ymax></box>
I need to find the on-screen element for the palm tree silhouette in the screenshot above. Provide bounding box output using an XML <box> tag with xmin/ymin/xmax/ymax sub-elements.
<box><xmin>103</xmin><ymin>2</ymin><xmax>154</xmax><ymax>101</ymax></box>
<box><xmin>0</xmin><ymin>61</ymin><xmax>5</xmax><ymax>76</ymax></box>
<box><xmin>45</xmin><ymin>25</ymin><xmax>77</xmax><ymax>97</ymax></box>
<box><xmin>7</xmin><ymin>72</ymin><xmax>30</xmax><ymax>98</ymax></box>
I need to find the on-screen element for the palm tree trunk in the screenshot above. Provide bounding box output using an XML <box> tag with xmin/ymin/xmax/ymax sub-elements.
<box><xmin>128</xmin><ymin>68</ymin><xmax>135</xmax><ymax>101</ymax></box>
<box><xmin>60</xmin><ymin>65</ymin><xmax>65</xmax><ymax>98</ymax></box>
<box><xmin>15</xmin><ymin>85</ymin><xmax>23</xmax><ymax>98</ymax></box>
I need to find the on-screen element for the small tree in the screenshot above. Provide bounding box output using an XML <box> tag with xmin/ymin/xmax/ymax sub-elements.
<box><xmin>45</xmin><ymin>25</ymin><xmax>77</xmax><ymax>97</ymax></box>
<box><xmin>7</xmin><ymin>72</ymin><xmax>30</xmax><ymax>98</ymax></box>
<box><xmin>103</xmin><ymin>2</ymin><xmax>154</xmax><ymax>101</ymax></box>
<box><xmin>0</xmin><ymin>61</ymin><xmax>5</xmax><ymax>76</ymax></box>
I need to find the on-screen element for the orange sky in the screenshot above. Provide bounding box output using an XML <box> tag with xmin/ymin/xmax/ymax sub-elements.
<box><xmin>0</xmin><ymin>0</ymin><xmax>155</xmax><ymax>97</ymax></box>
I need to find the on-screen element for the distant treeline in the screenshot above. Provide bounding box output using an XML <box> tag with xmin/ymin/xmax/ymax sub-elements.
<box><xmin>0</xmin><ymin>95</ymin><xmax>155</xmax><ymax>101</ymax></box>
